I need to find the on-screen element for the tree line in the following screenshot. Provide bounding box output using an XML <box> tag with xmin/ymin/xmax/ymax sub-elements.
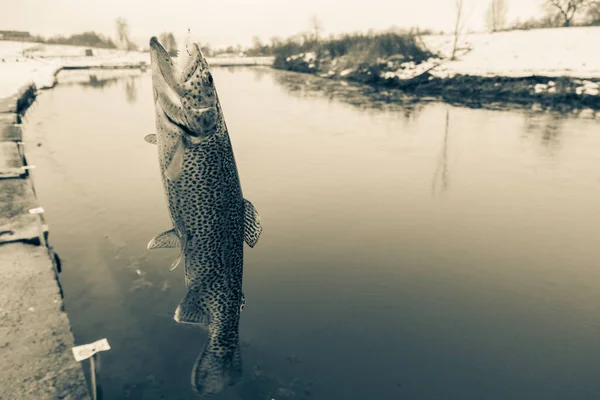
<box><xmin>6</xmin><ymin>2</ymin><xmax>600</xmax><ymax>55</ymax></box>
<box><xmin>486</xmin><ymin>0</ymin><xmax>600</xmax><ymax>32</ymax></box>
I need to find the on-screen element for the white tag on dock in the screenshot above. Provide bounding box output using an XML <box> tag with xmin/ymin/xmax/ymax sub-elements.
<box><xmin>72</xmin><ymin>338</ymin><xmax>111</xmax><ymax>362</ymax></box>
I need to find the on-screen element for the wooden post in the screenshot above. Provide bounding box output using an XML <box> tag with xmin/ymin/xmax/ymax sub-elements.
<box><xmin>90</xmin><ymin>354</ymin><xmax>97</xmax><ymax>400</ymax></box>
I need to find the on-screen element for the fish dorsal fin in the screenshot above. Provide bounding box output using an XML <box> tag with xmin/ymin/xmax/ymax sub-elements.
<box><xmin>165</xmin><ymin>138</ymin><xmax>184</xmax><ymax>181</ymax></box>
<box><xmin>144</xmin><ymin>134</ymin><xmax>157</xmax><ymax>144</ymax></box>
<box><xmin>243</xmin><ymin>199</ymin><xmax>262</xmax><ymax>248</ymax></box>
<box><xmin>147</xmin><ymin>228</ymin><xmax>180</xmax><ymax>249</ymax></box>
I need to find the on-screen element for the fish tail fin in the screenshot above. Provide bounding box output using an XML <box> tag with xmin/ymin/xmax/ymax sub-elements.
<box><xmin>174</xmin><ymin>290</ymin><xmax>210</xmax><ymax>326</ymax></box>
<box><xmin>191</xmin><ymin>338</ymin><xmax>242</xmax><ymax>396</ymax></box>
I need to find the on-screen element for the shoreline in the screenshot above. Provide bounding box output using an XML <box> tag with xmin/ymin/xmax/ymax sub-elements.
<box><xmin>274</xmin><ymin>60</ymin><xmax>600</xmax><ymax>112</ymax></box>
<box><xmin>270</xmin><ymin>26</ymin><xmax>600</xmax><ymax>112</ymax></box>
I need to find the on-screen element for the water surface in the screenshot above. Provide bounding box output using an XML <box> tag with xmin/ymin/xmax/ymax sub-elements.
<box><xmin>22</xmin><ymin>67</ymin><xmax>600</xmax><ymax>400</ymax></box>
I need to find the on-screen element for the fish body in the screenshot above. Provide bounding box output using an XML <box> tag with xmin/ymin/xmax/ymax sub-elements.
<box><xmin>147</xmin><ymin>36</ymin><xmax>262</xmax><ymax>396</ymax></box>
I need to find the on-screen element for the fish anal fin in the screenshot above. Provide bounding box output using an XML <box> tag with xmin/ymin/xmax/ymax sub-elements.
<box><xmin>243</xmin><ymin>199</ymin><xmax>262</xmax><ymax>248</ymax></box>
<box><xmin>144</xmin><ymin>134</ymin><xmax>157</xmax><ymax>144</ymax></box>
<box><xmin>147</xmin><ymin>228</ymin><xmax>180</xmax><ymax>249</ymax></box>
<box><xmin>174</xmin><ymin>290</ymin><xmax>210</xmax><ymax>326</ymax></box>
<box><xmin>165</xmin><ymin>139</ymin><xmax>184</xmax><ymax>182</ymax></box>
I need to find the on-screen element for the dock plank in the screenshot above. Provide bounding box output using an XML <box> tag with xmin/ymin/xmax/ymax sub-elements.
<box><xmin>0</xmin><ymin>120</ymin><xmax>22</xmax><ymax>142</ymax></box>
<box><xmin>0</xmin><ymin>112</ymin><xmax>19</xmax><ymax>125</ymax></box>
<box><xmin>0</xmin><ymin>93</ymin><xmax>19</xmax><ymax>113</ymax></box>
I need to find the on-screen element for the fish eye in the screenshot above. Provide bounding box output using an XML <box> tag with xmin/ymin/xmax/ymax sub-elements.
<box><xmin>202</xmin><ymin>70</ymin><xmax>213</xmax><ymax>86</ymax></box>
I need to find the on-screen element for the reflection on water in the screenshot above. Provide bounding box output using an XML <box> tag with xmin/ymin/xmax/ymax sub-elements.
<box><xmin>431</xmin><ymin>108</ymin><xmax>451</xmax><ymax>197</ymax></box>
<box><xmin>271</xmin><ymin>67</ymin><xmax>600</xmax><ymax>124</ymax></box>
<box><xmin>22</xmin><ymin>68</ymin><xmax>600</xmax><ymax>400</ymax></box>
<box><xmin>270</xmin><ymin>68</ymin><xmax>429</xmax><ymax>120</ymax></box>
<box><xmin>522</xmin><ymin>110</ymin><xmax>566</xmax><ymax>152</ymax></box>
<box><xmin>251</xmin><ymin>67</ymin><xmax>267</xmax><ymax>83</ymax></box>
<box><xmin>124</xmin><ymin>77</ymin><xmax>138</xmax><ymax>104</ymax></box>
<box><xmin>56</xmin><ymin>69</ymin><xmax>141</xmax><ymax>104</ymax></box>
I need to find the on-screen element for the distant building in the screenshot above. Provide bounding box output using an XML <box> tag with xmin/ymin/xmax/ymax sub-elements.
<box><xmin>0</xmin><ymin>30</ymin><xmax>31</xmax><ymax>41</ymax></box>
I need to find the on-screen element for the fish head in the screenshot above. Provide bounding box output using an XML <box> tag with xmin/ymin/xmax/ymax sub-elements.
<box><xmin>149</xmin><ymin>36</ymin><xmax>221</xmax><ymax>143</ymax></box>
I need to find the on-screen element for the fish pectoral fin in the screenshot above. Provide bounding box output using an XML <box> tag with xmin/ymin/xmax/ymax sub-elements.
<box><xmin>243</xmin><ymin>199</ymin><xmax>262</xmax><ymax>248</ymax></box>
<box><xmin>144</xmin><ymin>134</ymin><xmax>157</xmax><ymax>144</ymax></box>
<box><xmin>147</xmin><ymin>228</ymin><xmax>180</xmax><ymax>249</ymax></box>
<box><xmin>170</xmin><ymin>252</ymin><xmax>182</xmax><ymax>271</ymax></box>
<box><xmin>165</xmin><ymin>138</ymin><xmax>184</xmax><ymax>182</ymax></box>
<box><xmin>174</xmin><ymin>290</ymin><xmax>210</xmax><ymax>326</ymax></box>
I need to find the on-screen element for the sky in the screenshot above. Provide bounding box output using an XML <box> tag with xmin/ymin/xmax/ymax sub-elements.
<box><xmin>3</xmin><ymin>0</ymin><xmax>545</xmax><ymax>48</ymax></box>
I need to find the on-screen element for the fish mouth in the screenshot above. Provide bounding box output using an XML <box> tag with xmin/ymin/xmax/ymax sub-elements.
<box><xmin>150</xmin><ymin>36</ymin><xmax>217</xmax><ymax>139</ymax></box>
<box><xmin>149</xmin><ymin>36</ymin><xmax>186</xmax><ymax>97</ymax></box>
<box><xmin>150</xmin><ymin>36</ymin><xmax>196</xmax><ymax>133</ymax></box>
<box><xmin>149</xmin><ymin>36</ymin><xmax>205</xmax><ymax>95</ymax></box>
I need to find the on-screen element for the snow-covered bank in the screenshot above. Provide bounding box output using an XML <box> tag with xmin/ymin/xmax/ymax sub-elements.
<box><xmin>279</xmin><ymin>26</ymin><xmax>600</xmax><ymax>83</ymax></box>
<box><xmin>0</xmin><ymin>41</ymin><xmax>149</xmax><ymax>98</ymax></box>
<box><xmin>422</xmin><ymin>27</ymin><xmax>600</xmax><ymax>79</ymax></box>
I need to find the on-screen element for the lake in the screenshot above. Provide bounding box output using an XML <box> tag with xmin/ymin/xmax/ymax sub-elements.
<box><xmin>21</xmin><ymin>67</ymin><xmax>600</xmax><ymax>400</ymax></box>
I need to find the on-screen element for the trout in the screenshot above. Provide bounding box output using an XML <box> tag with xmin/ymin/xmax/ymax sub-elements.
<box><xmin>146</xmin><ymin>36</ymin><xmax>262</xmax><ymax>396</ymax></box>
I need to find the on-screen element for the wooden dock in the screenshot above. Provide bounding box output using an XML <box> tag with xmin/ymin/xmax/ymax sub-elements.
<box><xmin>0</xmin><ymin>84</ymin><xmax>90</xmax><ymax>400</ymax></box>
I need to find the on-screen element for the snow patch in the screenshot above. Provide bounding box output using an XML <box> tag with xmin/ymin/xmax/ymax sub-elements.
<box><xmin>303</xmin><ymin>52</ymin><xmax>316</xmax><ymax>62</ymax></box>
<box><xmin>534</xmin><ymin>84</ymin><xmax>548</xmax><ymax>94</ymax></box>
<box><xmin>380</xmin><ymin>58</ymin><xmax>440</xmax><ymax>81</ymax></box>
<box><xmin>575</xmin><ymin>81</ymin><xmax>599</xmax><ymax>95</ymax></box>
<box><xmin>422</xmin><ymin>27</ymin><xmax>600</xmax><ymax>79</ymax></box>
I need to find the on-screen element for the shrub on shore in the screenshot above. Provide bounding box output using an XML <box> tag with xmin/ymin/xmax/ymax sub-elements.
<box><xmin>272</xmin><ymin>30</ymin><xmax>435</xmax><ymax>77</ymax></box>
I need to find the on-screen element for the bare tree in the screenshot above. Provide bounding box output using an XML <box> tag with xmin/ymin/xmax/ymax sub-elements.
<box><xmin>270</xmin><ymin>36</ymin><xmax>282</xmax><ymax>49</ymax></box>
<box><xmin>115</xmin><ymin>17</ymin><xmax>129</xmax><ymax>49</ymax></box>
<box><xmin>309</xmin><ymin>14</ymin><xmax>324</xmax><ymax>42</ymax></box>
<box><xmin>200</xmin><ymin>44</ymin><xmax>212</xmax><ymax>57</ymax></box>
<box><xmin>587</xmin><ymin>1</ymin><xmax>600</xmax><ymax>23</ymax></box>
<box><xmin>544</xmin><ymin>0</ymin><xmax>594</xmax><ymax>27</ymax></box>
<box><xmin>451</xmin><ymin>0</ymin><xmax>465</xmax><ymax>60</ymax></box>
<box><xmin>247</xmin><ymin>36</ymin><xmax>265</xmax><ymax>56</ymax></box>
<box><xmin>167</xmin><ymin>33</ymin><xmax>177</xmax><ymax>55</ymax></box>
<box><xmin>486</xmin><ymin>0</ymin><xmax>509</xmax><ymax>32</ymax></box>
<box><xmin>252</xmin><ymin>36</ymin><xmax>263</xmax><ymax>49</ymax></box>
<box><xmin>158</xmin><ymin>32</ymin><xmax>177</xmax><ymax>55</ymax></box>
<box><xmin>115</xmin><ymin>17</ymin><xmax>137</xmax><ymax>51</ymax></box>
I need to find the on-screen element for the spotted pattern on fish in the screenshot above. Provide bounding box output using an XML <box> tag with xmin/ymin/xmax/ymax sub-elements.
<box><xmin>148</xmin><ymin>36</ymin><xmax>262</xmax><ymax>396</ymax></box>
